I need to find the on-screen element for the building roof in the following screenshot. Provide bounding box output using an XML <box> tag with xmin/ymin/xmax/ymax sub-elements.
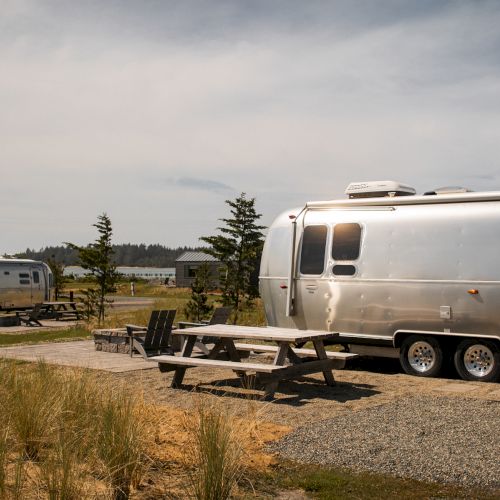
<box><xmin>175</xmin><ymin>251</ymin><xmax>219</xmax><ymax>263</ymax></box>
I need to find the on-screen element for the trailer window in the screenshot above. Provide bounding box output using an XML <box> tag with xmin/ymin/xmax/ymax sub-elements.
<box><xmin>332</xmin><ymin>223</ymin><xmax>362</xmax><ymax>261</ymax></box>
<box><xmin>332</xmin><ymin>265</ymin><xmax>356</xmax><ymax>276</ymax></box>
<box><xmin>33</xmin><ymin>271</ymin><xmax>40</xmax><ymax>284</ymax></box>
<box><xmin>19</xmin><ymin>273</ymin><xmax>30</xmax><ymax>278</ymax></box>
<box><xmin>300</xmin><ymin>225</ymin><xmax>328</xmax><ymax>275</ymax></box>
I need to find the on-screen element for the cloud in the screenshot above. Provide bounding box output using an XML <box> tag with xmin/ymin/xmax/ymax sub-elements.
<box><xmin>169</xmin><ymin>177</ymin><xmax>234</xmax><ymax>193</ymax></box>
<box><xmin>2</xmin><ymin>1</ymin><xmax>500</xmax><ymax>252</ymax></box>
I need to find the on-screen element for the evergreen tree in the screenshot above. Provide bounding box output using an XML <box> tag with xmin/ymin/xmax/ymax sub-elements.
<box><xmin>46</xmin><ymin>256</ymin><xmax>66</xmax><ymax>300</ymax></box>
<box><xmin>201</xmin><ymin>193</ymin><xmax>265</xmax><ymax>322</ymax></box>
<box><xmin>66</xmin><ymin>213</ymin><xmax>118</xmax><ymax>325</ymax></box>
<box><xmin>184</xmin><ymin>263</ymin><xmax>214</xmax><ymax>322</ymax></box>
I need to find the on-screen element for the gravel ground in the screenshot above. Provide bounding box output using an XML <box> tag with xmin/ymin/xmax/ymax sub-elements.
<box><xmin>269</xmin><ymin>395</ymin><xmax>500</xmax><ymax>488</ymax></box>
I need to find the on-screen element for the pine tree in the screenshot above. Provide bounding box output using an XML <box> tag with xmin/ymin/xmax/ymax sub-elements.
<box><xmin>201</xmin><ymin>193</ymin><xmax>265</xmax><ymax>322</ymax></box>
<box><xmin>66</xmin><ymin>213</ymin><xmax>118</xmax><ymax>325</ymax></box>
<box><xmin>46</xmin><ymin>256</ymin><xmax>66</xmax><ymax>300</ymax></box>
<box><xmin>184</xmin><ymin>263</ymin><xmax>214</xmax><ymax>322</ymax></box>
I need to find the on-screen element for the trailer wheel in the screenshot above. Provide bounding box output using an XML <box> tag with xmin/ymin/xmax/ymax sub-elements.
<box><xmin>400</xmin><ymin>335</ymin><xmax>444</xmax><ymax>377</ymax></box>
<box><xmin>454</xmin><ymin>340</ymin><xmax>500</xmax><ymax>382</ymax></box>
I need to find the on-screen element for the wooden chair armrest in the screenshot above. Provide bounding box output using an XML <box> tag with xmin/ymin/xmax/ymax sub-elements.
<box><xmin>125</xmin><ymin>324</ymin><xmax>148</xmax><ymax>335</ymax></box>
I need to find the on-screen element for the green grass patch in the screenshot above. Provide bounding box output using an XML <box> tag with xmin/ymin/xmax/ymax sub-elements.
<box><xmin>275</xmin><ymin>463</ymin><xmax>499</xmax><ymax>500</ymax></box>
<box><xmin>0</xmin><ymin>327</ymin><xmax>91</xmax><ymax>347</ymax></box>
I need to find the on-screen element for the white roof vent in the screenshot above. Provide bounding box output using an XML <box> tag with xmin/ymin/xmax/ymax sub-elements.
<box><xmin>345</xmin><ymin>181</ymin><xmax>416</xmax><ymax>199</ymax></box>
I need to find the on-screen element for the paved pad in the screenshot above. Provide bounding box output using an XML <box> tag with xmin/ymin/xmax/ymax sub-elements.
<box><xmin>0</xmin><ymin>320</ymin><xmax>80</xmax><ymax>334</ymax></box>
<box><xmin>486</xmin><ymin>388</ymin><xmax>500</xmax><ymax>400</ymax></box>
<box><xmin>433</xmin><ymin>382</ymin><xmax>476</xmax><ymax>394</ymax></box>
<box><xmin>0</xmin><ymin>340</ymin><xmax>154</xmax><ymax>372</ymax></box>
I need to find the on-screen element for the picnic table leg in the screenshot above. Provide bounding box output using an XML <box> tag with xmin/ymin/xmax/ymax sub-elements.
<box><xmin>313</xmin><ymin>339</ymin><xmax>336</xmax><ymax>386</ymax></box>
<box><xmin>207</xmin><ymin>339</ymin><xmax>225</xmax><ymax>359</ymax></box>
<box><xmin>223</xmin><ymin>339</ymin><xmax>248</xmax><ymax>377</ymax></box>
<box><xmin>286</xmin><ymin>346</ymin><xmax>302</xmax><ymax>364</ymax></box>
<box><xmin>223</xmin><ymin>339</ymin><xmax>241</xmax><ymax>362</ymax></box>
<box><xmin>263</xmin><ymin>341</ymin><xmax>289</xmax><ymax>400</ymax></box>
<box><xmin>171</xmin><ymin>335</ymin><xmax>197</xmax><ymax>388</ymax></box>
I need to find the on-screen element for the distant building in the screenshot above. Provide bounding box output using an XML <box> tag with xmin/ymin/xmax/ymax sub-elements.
<box><xmin>64</xmin><ymin>266</ymin><xmax>175</xmax><ymax>281</ymax></box>
<box><xmin>175</xmin><ymin>251</ymin><xmax>224</xmax><ymax>288</ymax></box>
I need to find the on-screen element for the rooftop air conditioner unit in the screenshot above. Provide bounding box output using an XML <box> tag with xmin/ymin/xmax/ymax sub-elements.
<box><xmin>345</xmin><ymin>181</ymin><xmax>416</xmax><ymax>199</ymax></box>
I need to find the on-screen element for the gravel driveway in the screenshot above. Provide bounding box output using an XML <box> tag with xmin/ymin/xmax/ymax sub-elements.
<box><xmin>269</xmin><ymin>395</ymin><xmax>500</xmax><ymax>488</ymax></box>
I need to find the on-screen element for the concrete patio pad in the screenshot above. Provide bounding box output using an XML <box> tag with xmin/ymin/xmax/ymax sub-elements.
<box><xmin>0</xmin><ymin>320</ymin><xmax>80</xmax><ymax>334</ymax></box>
<box><xmin>0</xmin><ymin>340</ymin><xmax>155</xmax><ymax>373</ymax></box>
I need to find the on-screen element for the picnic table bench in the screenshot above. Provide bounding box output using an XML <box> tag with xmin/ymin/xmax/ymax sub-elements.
<box><xmin>148</xmin><ymin>324</ymin><xmax>358</xmax><ymax>399</ymax></box>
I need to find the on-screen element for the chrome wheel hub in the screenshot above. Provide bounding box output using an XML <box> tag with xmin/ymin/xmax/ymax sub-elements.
<box><xmin>463</xmin><ymin>344</ymin><xmax>494</xmax><ymax>377</ymax></box>
<box><xmin>408</xmin><ymin>341</ymin><xmax>436</xmax><ymax>373</ymax></box>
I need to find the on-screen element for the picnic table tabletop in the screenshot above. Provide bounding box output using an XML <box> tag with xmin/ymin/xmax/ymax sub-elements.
<box><xmin>172</xmin><ymin>324</ymin><xmax>339</xmax><ymax>343</ymax></box>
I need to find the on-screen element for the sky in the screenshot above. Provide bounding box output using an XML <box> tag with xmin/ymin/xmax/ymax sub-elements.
<box><xmin>2</xmin><ymin>0</ymin><xmax>500</xmax><ymax>254</ymax></box>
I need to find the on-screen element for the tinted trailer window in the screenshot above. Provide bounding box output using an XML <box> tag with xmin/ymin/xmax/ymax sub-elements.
<box><xmin>300</xmin><ymin>225</ymin><xmax>328</xmax><ymax>275</ymax></box>
<box><xmin>332</xmin><ymin>223</ymin><xmax>362</xmax><ymax>261</ymax></box>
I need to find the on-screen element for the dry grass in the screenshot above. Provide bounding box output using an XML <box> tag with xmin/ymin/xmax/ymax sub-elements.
<box><xmin>184</xmin><ymin>399</ymin><xmax>243</xmax><ymax>500</ymax></box>
<box><xmin>126</xmin><ymin>395</ymin><xmax>290</xmax><ymax>498</ymax></box>
<box><xmin>0</xmin><ymin>359</ymin><xmax>290</xmax><ymax>498</ymax></box>
<box><xmin>0</xmin><ymin>360</ymin><xmax>150</xmax><ymax>499</ymax></box>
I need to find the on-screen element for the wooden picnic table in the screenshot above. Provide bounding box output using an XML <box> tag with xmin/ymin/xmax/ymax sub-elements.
<box><xmin>41</xmin><ymin>301</ymin><xmax>82</xmax><ymax>320</ymax></box>
<box><xmin>148</xmin><ymin>324</ymin><xmax>356</xmax><ymax>399</ymax></box>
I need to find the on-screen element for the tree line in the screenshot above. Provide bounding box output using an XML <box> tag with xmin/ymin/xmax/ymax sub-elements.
<box><xmin>17</xmin><ymin>244</ymin><xmax>201</xmax><ymax>267</ymax></box>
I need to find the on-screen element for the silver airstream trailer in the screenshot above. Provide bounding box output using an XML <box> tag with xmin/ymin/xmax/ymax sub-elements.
<box><xmin>259</xmin><ymin>181</ymin><xmax>500</xmax><ymax>382</ymax></box>
<box><xmin>0</xmin><ymin>258</ymin><xmax>53</xmax><ymax>309</ymax></box>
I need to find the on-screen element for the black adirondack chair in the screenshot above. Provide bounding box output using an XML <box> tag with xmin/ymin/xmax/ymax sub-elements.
<box><xmin>126</xmin><ymin>309</ymin><xmax>176</xmax><ymax>358</ymax></box>
<box><xmin>177</xmin><ymin>306</ymin><xmax>233</xmax><ymax>329</ymax></box>
<box><xmin>16</xmin><ymin>303</ymin><xmax>44</xmax><ymax>327</ymax></box>
<box><xmin>177</xmin><ymin>306</ymin><xmax>233</xmax><ymax>354</ymax></box>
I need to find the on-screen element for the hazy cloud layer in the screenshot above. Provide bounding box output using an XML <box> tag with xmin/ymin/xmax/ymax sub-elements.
<box><xmin>2</xmin><ymin>1</ymin><xmax>500</xmax><ymax>252</ymax></box>
<box><xmin>169</xmin><ymin>177</ymin><xmax>234</xmax><ymax>193</ymax></box>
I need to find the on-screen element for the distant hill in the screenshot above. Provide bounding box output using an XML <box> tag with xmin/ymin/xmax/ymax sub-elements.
<box><xmin>17</xmin><ymin>244</ymin><xmax>204</xmax><ymax>267</ymax></box>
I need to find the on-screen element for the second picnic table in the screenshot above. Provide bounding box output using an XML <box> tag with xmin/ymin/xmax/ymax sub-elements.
<box><xmin>41</xmin><ymin>301</ymin><xmax>82</xmax><ymax>320</ymax></box>
<box><xmin>148</xmin><ymin>324</ymin><xmax>357</xmax><ymax>399</ymax></box>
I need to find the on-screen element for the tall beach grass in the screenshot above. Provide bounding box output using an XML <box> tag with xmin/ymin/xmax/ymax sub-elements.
<box><xmin>0</xmin><ymin>360</ymin><xmax>149</xmax><ymax>498</ymax></box>
<box><xmin>185</xmin><ymin>398</ymin><xmax>245</xmax><ymax>500</ymax></box>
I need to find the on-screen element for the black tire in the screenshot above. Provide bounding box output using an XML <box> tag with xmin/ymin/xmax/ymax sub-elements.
<box><xmin>454</xmin><ymin>339</ymin><xmax>500</xmax><ymax>382</ymax></box>
<box><xmin>399</xmin><ymin>335</ymin><xmax>444</xmax><ymax>377</ymax></box>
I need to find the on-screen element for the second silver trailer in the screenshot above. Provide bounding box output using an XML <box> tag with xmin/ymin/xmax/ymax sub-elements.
<box><xmin>0</xmin><ymin>258</ymin><xmax>53</xmax><ymax>310</ymax></box>
<box><xmin>259</xmin><ymin>182</ymin><xmax>500</xmax><ymax>383</ymax></box>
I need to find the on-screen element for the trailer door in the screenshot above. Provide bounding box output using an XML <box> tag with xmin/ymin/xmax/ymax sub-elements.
<box><xmin>30</xmin><ymin>266</ymin><xmax>44</xmax><ymax>304</ymax></box>
<box><xmin>17</xmin><ymin>270</ymin><xmax>32</xmax><ymax>307</ymax></box>
<box><xmin>295</xmin><ymin>225</ymin><xmax>330</xmax><ymax>330</ymax></box>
